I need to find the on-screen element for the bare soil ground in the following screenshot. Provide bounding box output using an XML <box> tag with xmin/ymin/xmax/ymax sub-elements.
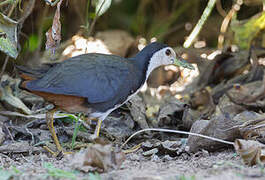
<box><xmin>1</xmin><ymin>148</ymin><xmax>264</xmax><ymax>180</ymax></box>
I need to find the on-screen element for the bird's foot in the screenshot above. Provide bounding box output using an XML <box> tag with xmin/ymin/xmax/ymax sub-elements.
<box><xmin>43</xmin><ymin>145</ymin><xmax>72</xmax><ymax>159</ymax></box>
<box><xmin>45</xmin><ymin>109</ymin><xmax>72</xmax><ymax>158</ymax></box>
<box><xmin>89</xmin><ymin>120</ymin><xmax>102</xmax><ymax>141</ymax></box>
<box><xmin>93</xmin><ymin>118</ymin><xmax>103</xmax><ymax>137</ymax></box>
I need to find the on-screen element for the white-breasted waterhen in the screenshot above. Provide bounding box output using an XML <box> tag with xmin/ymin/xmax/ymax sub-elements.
<box><xmin>18</xmin><ymin>42</ymin><xmax>194</xmax><ymax>154</ymax></box>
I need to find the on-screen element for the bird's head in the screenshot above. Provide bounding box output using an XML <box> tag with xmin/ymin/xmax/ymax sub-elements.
<box><xmin>151</xmin><ymin>46</ymin><xmax>195</xmax><ymax>70</ymax></box>
<box><xmin>139</xmin><ymin>42</ymin><xmax>194</xmax><ymax>78</ymax></box>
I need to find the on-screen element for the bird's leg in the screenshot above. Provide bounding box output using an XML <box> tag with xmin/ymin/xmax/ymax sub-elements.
<box><xmin>94</xmin><ymin>118</ymin><xmax>103</xmax><ymax>137</ymax></box>
<box><xmin>46</xmin><ymin>109</ymin><xmax>63</xmax><ymax>153</ymax></box>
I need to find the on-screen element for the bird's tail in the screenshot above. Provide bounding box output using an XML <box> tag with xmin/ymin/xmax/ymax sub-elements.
<box><xmin>16</xmin><ymin>64</ymin><xmax>56</xmax><ymax>90</ymax></box>
<box><xmin>15</xmin><ymin>63</ymin><xmax>56</xmax><ymax>80</ymax></box>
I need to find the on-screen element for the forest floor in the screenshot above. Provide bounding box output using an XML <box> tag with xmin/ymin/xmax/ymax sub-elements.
<box><xmin>1</xmin><ymin>148</ymin><xmax>264</xmax><ymax>180</ymax></box>
<box><xmin>1</xmin><ymin>43</ymin><xmax>265</xmax><ymax>180</ymax></box>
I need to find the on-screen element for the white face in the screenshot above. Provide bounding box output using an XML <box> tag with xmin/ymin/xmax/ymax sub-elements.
<box><xmin>146</xmin><ymin>47</ymin><xmax>176</xmax><ymax>79</ymax></box>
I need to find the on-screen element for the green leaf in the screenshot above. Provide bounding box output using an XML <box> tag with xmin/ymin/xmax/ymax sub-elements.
<box><xmin>89</xmin><ymin>172</ymin><xmax>102</xmax><ymax>180</ymax></box>
<box><xmin>0</xmin><ymin>168</ymin><xmax>13</xmax><ymax>180</ymax></box>
<box><xmin>0</xmin><ymin>12</ymin><xmax>18</xmax><ymax>59</ymax></box>
<box><xmin>28</xmin><ymin>34</ymin><xmax>39</xmax><ymax>52</ymax></box>
<box><xmin>177</xmin><ymin>175</ymin><xmax>196</xmax><ymax>180</ymax></box>
<box><xmin>89</xmin><ymin>12</ymin><xmax>96</xmax><ymax>19</ymax></box>
<box><xmin>11</xmin><ymin>166</ymin><xmax>21</xmax><ymax>174</ymax></box>
<box><xmin>231</xmin><ymin>12</ymin><xmax>265</xmax><ymax>49</ymax></box>
<box><xmin>96</xmin><ymin>0</ymin><xmax>112</xmax><ymax>16</ymax></box>
<box><xmin>44</xmin><ymin>163</ymin><xmax>77</xmax><ymax>180</ymax></box>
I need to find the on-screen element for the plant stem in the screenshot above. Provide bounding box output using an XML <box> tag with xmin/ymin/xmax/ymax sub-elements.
<box><xmin>0</xmin><ymin>56</ymin><xmax>10</xmax><ymax>78</ymax></box>
<box><xmin>87</xmin><ymin>0</ymin><xmax>106</xmax><ymax>36</ymax></box>
<box><xmin>85</xmin><ymin>0</ymin><xmax>92</xmax><ymax>31</ymax></box>
<box><xmin>7</xmin><ymin>0</ymin><xmax>18</xmax><ymax>17</ymax></box>
<box><xmin>183</xmin><ymin>0</ymin><xmax>216</xmax><ymax>48</ymax></box>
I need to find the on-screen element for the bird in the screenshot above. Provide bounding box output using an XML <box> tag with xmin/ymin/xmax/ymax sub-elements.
<box><xmin>17</xmin><ymin>42</ymin><xmax>194</xmax><ymax>154</ymax></box>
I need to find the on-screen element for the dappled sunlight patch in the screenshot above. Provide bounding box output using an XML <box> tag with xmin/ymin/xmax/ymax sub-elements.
<box><xmin>62</xmin><ymin>35</ymin><xmax>111</xmax><ymax>58</ymax></box>
<box><xmin>141</xmin><ymin>63</ymin><xmax>199</xmax><ymax>99</ymax></box>
<box><xmin>62</xmin><ymin>30</ymin><xmax>134</xmax><ymax>59</ymax></box>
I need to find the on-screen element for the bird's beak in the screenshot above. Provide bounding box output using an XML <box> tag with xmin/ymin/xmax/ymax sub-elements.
<box><xmin>174</xmin><ymin>57</ymin><xmax>195</xmax><ymax>70</ymax></box>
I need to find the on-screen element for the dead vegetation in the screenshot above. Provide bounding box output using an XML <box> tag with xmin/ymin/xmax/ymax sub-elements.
<box><xmin>1</xmin><ymin>0</ymin><xmax>265</xmax><ymax>180</ymax></box>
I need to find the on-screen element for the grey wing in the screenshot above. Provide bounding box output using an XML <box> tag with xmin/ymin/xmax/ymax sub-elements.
<box><xmin>26</xmin><ymin>54</ymin><xmax>131</xmax><ymax>103</ymax></box>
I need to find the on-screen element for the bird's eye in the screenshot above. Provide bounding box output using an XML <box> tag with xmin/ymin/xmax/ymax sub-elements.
<box><xmin>165</xmin><ymin>49</ymin><xmax>171</xmax><ymax>56</ymax></box>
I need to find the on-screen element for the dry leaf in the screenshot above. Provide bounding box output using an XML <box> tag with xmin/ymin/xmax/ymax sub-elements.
<box><xmin>70</xmin><ymin>144</ymin><xmax>125</xmax><ymax>172</ymax></box>
<box><xmin>45</xmin><ymin>0</ymin><xmax>62</xmax><ymax>52</ymax></box>
<box><xmin>128</xmin><ymin>95</ymin><xmax>148</xmax><ymax>129</ymax></box>
<box><xmin>157</xmin><ymin>97</ymin><xmax>187</xmax><ymax>127</ymax></box>
<box><xmin>146</xmin><ymin>105</ymin><xmax>160</xmax><ymax>119</ymax></box>
<box><xmin>187</xmin><ymin>113</ymin><xmax>241</xmax><ymax>152</ymax></box>
<box><xmin>0</xmin><ymin>75</ymin><xmax>32</xmax><ymax>114</ymax></box>
<box><xmin>190</xmin><ymin>87</ymin><xmax>215</xmax><ymax>118</ymax></box>
<box><xmin>141</xmin><ymin>140</ymin><xmax>183</xmax><ymax>157</ymax></box>
<box><xmin>239</xmin><ymin>117</ymin><xmax>265</xmax><ymax>140</ymax></box>
<box><xmin>0</xmin><ymin>141</ymin><xmax>42</xmax><ymax>154</ymax></box>
<box><xmin>0</xmin><ymin>12</ymin><xmax>18</xmax><ymax>58</ymax></box>
<box><xmin>226</xmin><ymin>77</ymin><xmax>265</xmax><ymax>108</ymax></box>
<box><xmin>234</xmin><ymin>139</ymin><xmax>265</xmax><ymax>166</ymax></box>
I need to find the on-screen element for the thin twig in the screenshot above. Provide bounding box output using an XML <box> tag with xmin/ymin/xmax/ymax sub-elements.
<box><xmin>3</xmin><ymin>124</ymin><xmax>15</xmax><ymax>143</ymax></box>
<box><xmin>25</xmin><ymin>121</ymin><xmax>35</xmax><ymax>145</ymax></box>
<box><xmin>7</xmin><ymin>0</ymin><xmax>18</xmax><ymax>17</ymax></box>
<box><xmin>216</xmin><ymin>0</ymin><xmax>227</xmax><ymax>17</ymax></box>
<box><xmin>87</xmin><ymin>0</ymin><xmax>106</xmax><ymax>36</ymax></box>
<box><xmin>0</xmin><ymin>153</ymin><xmax>15</xmax><ymax>163</ymax></box>
<box><xmin>121</xmin><ymin>128</ymin><xmax>234</xmax><ymax>149</ymax></box>
<box><xmin>183</xmin><ymin>0</ymin><xmax>216</xmax><ymax>48</ymax></box>
<box><xmin>217</xmin><ymin>1</ymin><xmax>241</xmax><ymax>49</ymax></box>
<box><xmin>18</xmin><ymin>0</ymin><xmax>36</xmax><ymax>24</ymax></box>
<box><xmin>20</xmin><ymin>154</ymin><xmax>37</xmax><ymax>165</ymax></box>
<box><xmin>0</xmin><ymin>56</ymin><xmax>9</xmax><ymax>78</ymax></box>
<box><xmin>85</xmin><ymin>0</ymin><xmax>92</xmax><ymax>28</ymax></box>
